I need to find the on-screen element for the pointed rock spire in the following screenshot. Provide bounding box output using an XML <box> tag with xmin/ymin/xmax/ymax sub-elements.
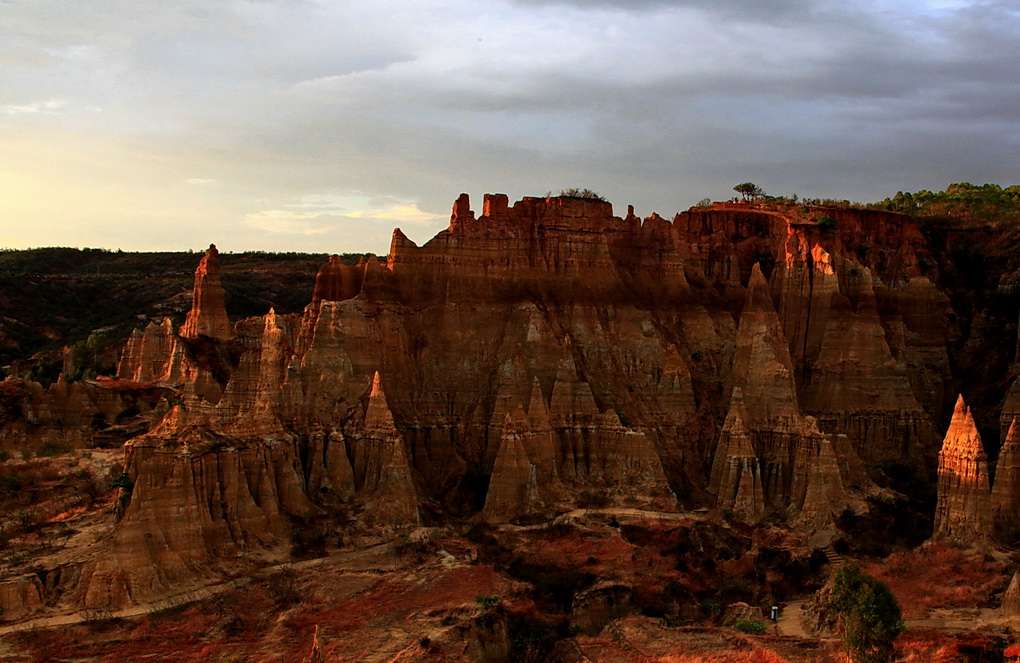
<box><xmin>933</xmin><ymin>395</ymin><xmax>993</xmax><ymax>542</ymax></box>
<box><xmin>745</xmin><ymin>262</ymin><xmax>775</xmax><ymax>312</ymax></box>
<box><xmin>302</xmin><ymin>625</ymin><xmax>325</xmax><ymax>663</ymax></box>
<box><xmin>993</xmin><ymin>417</ymin><xmax>1020</xmax><ymax>523</ymax></box>
<box><xmin>790</xmin><ymin>421</ymin><xmax>852</xmax><ymax>527</ymax></box>
<box><xmin>483</xmin><ymin>409</ymin><xmax>539</xmax><ymax>520</ymax></box>
<box><xmin>180</xmin><ymin>244</ymin><xmax>232</xmax><ymax>341</ymax></box>
<box><xmin>549</xmin><ymin>344</ymin><xmax>598</xmax><ymax>424</ymax></box>
<box><xmin>527</xmin><ymin>377</ymin><xmax>550</xmax><ymax>427</ymax></box>
<box><xmin>710</xmin><ymin>388</ymin><xmax>764</xmax><ymax>519</ymax></box>
<box><xmin>731</xmin><ymin>263</ymin><xmax>799</xmax><ymax>424</ymax></box>
<box><xmin>365</xmin><ymin>371</ymin><xmax>397</xmax><ymax>433</ymax></box>
<box><xmin>1001</xmin><ymin>569</ymin><xmax>1020</xmax><ymax>617</ymax></box>
<box><xmin>117</xmin><ymin>328</ymin><xmax>144</xmax><ymax>380</ymax></box>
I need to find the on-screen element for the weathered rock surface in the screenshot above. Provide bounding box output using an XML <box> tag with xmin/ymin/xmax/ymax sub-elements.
<box><xmin>482</xmin><ymin>410</ymin><xmax>542</xmax><ymax>520</ymax></box>
<box><xmin>76</xmin><ymin>420</ymin><xmax>314</xmax><ymax>608</ymax></box>
<box><xmin>1</xmin><ymin>193</ymin><xmax>979</xmax><ymax>611</ymax></box>
<box><xmin>179</xmin><ymin>244</ymin><xmax>232</xmax><ymax>341</ymax></box>
<box><xmin>709</xmin><ymin>388</ymin><xmax>765</xmax><ymax>520</ymax></box>
<box><xmin>1001</xmin><ymin>569</ymin><xmax>1020</xmax><ymax>617</ymax></box>
<box><xmin>349</xmin><ymin>372</ymin><xmax>420</xmax><ymax>528</ymax></box>
<box><xmin>993</xmin><ymin>418</ymin><xmax>1020</xmax><ymax>525</ymax></box>
<box><xmin>0</xmin><ymin>575</ymin><xmax>44</xmax><ymax>621</ymax></box>
<box><xmin>933</xmin><ymin>395</ymin><xmax>992</xmax><ymax>543</ymax></box>
<box><xmin>571</xmin><ymin>583</ymin><xmax>634</xmax><ymax>635</ymax></box>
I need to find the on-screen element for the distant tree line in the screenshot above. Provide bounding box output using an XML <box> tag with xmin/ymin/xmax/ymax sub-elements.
<box><xmin>874</xmin><ymin>182</ymin><xmax>1020</xmax><ymax>223</ymax></box>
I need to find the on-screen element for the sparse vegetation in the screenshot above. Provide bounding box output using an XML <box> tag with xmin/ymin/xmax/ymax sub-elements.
<box><xmin>734</xmin><ymin>618</ymin><xmax>767</xmax><ymax>634</ymax></box>
<box><xmin>0</xmin><ymin>248</ymin><xmax>341</xmax><ymax>370</ymax></box>
<box><xmin>828</xmin><ymin>563</ymin><xmax>904</xmax><ymax>663</ymax></box>
<box><xmin>558</xmin><ymin>188</ymin><xmax>607</xmax><ymax>201</ymax></box>
<box><xmin>817</xmin><ymin>215</ymin><xmax>838</xmax><ymax>232</ymax></box>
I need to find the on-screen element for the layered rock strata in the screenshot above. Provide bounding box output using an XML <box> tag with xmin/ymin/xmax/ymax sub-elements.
<box><xmin>992</xmin><ymin>418</ymin><xmax>1020</xmax><ymax>525</ymax></box>
<box><xmin>708</xmin><ymin>388</ymin><xmax>764</xmax><ymax>520</ymax></box>
<box><xmin>2</xmin><ymin>192</ymin><xmax>974</xmax><ymax>609</ymax></box>
<box><xmin>932</xmin><ymin>396</ymin><xmax>992</xmax><ymax>543</ymax></box>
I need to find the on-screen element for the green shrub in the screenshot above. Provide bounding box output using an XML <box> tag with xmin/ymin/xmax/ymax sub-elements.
<box><xmin>111</xmin><ymin>472</ymin><xmax>134</xmax><ymax>495</ymax></box>
<box><xmin>817</xmin><ymin>216</ymin><xmax>838</xmax><ymax>232</ymax></box>
<box><xmin>734</xmin><ymin>618</ymin><xmax>767</xmax><ymax>635</ymax></box>
<box><xmin>827</xmin><ymin>564</ymin><xmax>904</xmax><ymax>663</ymax></box>
<box><xmin>475</xmin><ymin>595</ymin><xmax>502</xmax><ymax>611</ymax></box>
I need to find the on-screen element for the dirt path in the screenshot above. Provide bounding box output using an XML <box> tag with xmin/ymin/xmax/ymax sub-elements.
<box><xmin>555</xmin><ymin>507</ymin><xmax>704</xmax><ymax>522</ymax></box>
<box><xmin>776</xmin><ymin>599</ymin><xmax>810</xmax><ymax>638</ymax></box>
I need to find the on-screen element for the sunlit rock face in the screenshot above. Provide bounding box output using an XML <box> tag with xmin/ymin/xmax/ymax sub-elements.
<box><xmin>179</xmin><ymin>244</ymin><xmax>233</xmax><ymax>342</ymax></box>
<box><xmin>10</xmin><ymin>193</ymin><xmax>976</xmax><ymax>610</ymax></box>
<box><xmin>933</xmin><ymin>395</ymin><xmax>992</xmax><ymax>543</ymax></box>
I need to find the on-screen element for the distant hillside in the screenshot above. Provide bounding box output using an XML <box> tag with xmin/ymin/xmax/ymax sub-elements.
<box><xmin>0</xmin><ymin>248</ymin><xmax>373</xmax><ymax>372</ymax></box>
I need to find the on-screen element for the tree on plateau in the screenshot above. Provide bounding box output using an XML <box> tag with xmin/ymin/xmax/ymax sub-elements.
<box><xmin>733</xmin><ymin>182</ymin><xmax>764</xmax><ymax>201</ymax></box>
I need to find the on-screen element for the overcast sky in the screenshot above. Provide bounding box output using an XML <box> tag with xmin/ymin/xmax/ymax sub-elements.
<box><xmin>1</xmin><ymin>0</ymin><xmax>1017</xmax><ymax>253</ymax></box>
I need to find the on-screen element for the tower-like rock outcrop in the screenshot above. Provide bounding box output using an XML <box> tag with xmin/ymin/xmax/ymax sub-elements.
<box><xmin>992</xmin><ymin>418</ymin><xmax>1020</xmax><ymax>525</ymax></box>
<box><xmin>179</xmin><ymin>244</ymin><xmax>232</xmax><ymax>341</ymax></box>
<box><xmin>789</xmin><ymin>419</ymin><xmax>855</xmax><ymax>527</ymax></box>
<box><xmin>482</xmin><ymin>409</ymin><xmax>542</xmax><ymax>520</ymax></box>
<box><xmin>349</xmin><ymin>372</ymin><xmax>420</xmax><ymax>527</ymax></box>
<box><xmin>709</xmin><ymin>388</ymin><xmax>765</xmax><ymax>519</ymax></box>
<box><xmin>933</xmin><ymin>395</ymin><xmax>992</xmax><ymax>543</ymax></box>
<box><xmin>731</xmin><ymin>264</ymin><xmax>799</xmax><ymax>425</ymax></box>
<box><xmin>77</xmin><ymin>418</ymin><xmax>315</xmax><ymax>609</ymax></box>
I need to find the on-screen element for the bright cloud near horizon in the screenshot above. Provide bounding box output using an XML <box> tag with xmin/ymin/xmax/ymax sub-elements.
<box><xmin>1</xmin><ymin>0</ymin><xmax>1017</xmax><ymax>254</ymax></box>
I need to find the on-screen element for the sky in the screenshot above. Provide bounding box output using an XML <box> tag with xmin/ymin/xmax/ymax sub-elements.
<box><xmin>1</xmin><ymin>0</ymin><xmax>1018</xmax><ymax>254</ymax></box>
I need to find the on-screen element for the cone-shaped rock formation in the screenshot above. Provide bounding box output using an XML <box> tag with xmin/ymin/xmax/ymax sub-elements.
<box><xmin>933</xmin><ymin>395</ymin><xmax>992</xmax><ymax>543</ymax></box>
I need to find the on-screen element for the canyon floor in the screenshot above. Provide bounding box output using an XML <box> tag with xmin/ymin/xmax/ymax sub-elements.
<box><xmin>1</xmin><ymin>451</ymin><xmax>1018</xmax><ymax>662</ymax></box>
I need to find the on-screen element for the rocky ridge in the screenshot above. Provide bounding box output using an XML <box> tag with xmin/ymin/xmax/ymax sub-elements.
<box><xmin>2</xmin><ymin>193</ymin><xmax>1019</xmax><ymax>613</ymax></box>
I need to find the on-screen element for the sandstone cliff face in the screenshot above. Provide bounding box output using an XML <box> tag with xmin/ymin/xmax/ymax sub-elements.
<box><xmin>8</xmin><ymin>193</ymin><xmax>980</xmax><ymax>611</ymax></box>
<box><xmin>708</xmin><ymin>388</ymin><xmax>765</xmax><ymax>520</ymax></box>
<box><xmin>933</xmin><ymin>396</ymin><xmax>992</xmax><ymax>543</ymax></box>
<box><xmin>0</xmin><ymin>576</ymin><xmax>44</xmax><ymax>621</ymax></box>
<box><xmin>348</xmin><ymin>372</ymin><xmax>420</xmax><ymax>528</ymax></box>
<box><xmin>76</xmin><ymin>418</ymin><xmax>315</xmax><ymax>608</ymax></box>
<box><xmin>992</xmin><ymin>418</ymin><xmax>1020</xmax><ymax>525</ymax></box>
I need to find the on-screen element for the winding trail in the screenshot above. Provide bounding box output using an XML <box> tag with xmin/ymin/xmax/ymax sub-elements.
<box><xmin>776</xmin><ymin>599</ymin><xmax>810</xmax><ymax>638</ymax></box>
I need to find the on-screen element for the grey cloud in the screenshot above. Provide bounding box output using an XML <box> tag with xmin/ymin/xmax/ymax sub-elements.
<box><xmin>2</xmin><ymin>0</ymin><xmax>1019</xmax><ymax>253</ymax></box>
<box><xmin>509</xmin><ymin>0</ymin><xmax>814</xmax><ymax>21</ymax></box>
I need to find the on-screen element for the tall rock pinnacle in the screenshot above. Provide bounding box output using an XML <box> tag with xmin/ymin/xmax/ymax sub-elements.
<box><xmin>731</xmin><ymin>263</ymin><xmax>799</xmax><ymax>424</ymax></box>
<box><xmin>179</xmin><ymin>244</ymin><xmax>232</xmax><ymax>341</ymax></box>
<box><xmin>933</xmin><ymin>395</ymin><xmax>992</xmax><ymax>542</ymax></box>
<box><xmin>992</xmin><ymin>417</ymin><xmax>1020</xmax><ymax>524</ymax></box>
<box><xmin>710</xmin><ymin>388</ymin><xmax>765</xmax><ymax>519</ymax></box>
